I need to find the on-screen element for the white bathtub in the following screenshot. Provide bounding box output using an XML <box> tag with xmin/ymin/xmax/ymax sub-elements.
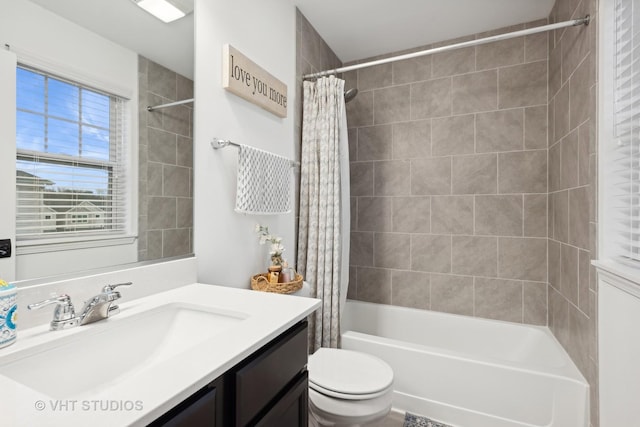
<box><xmin>340</xmin><ymin>300</ymin><xmax>589</xmax><ymax>427</ymax></box>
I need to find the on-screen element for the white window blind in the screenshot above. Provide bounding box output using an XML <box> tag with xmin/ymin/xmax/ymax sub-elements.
<box><xmin>613</xmin><ymin>0</ymin><xmax>640</xmax><ymax>262</ymax></box>
<box><xmin>15</xmin><ymin>65</ymin><xmax>129</xmax><ymax>240</ymax></box>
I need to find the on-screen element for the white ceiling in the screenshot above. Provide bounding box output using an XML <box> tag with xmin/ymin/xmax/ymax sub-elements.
<box><xmin>26</xmin><ymin>0</ymin><xmax>194</xmax><ymax>79</ymax></box>
<box><xmin>294</xmin><ymin>0</ymin><xmax>556</xmax><ymax>63</ymax></box>
<box><xmin>25</xmin><ymin>0</ymin><xmax>555</xmax><ymax>79</ymax></box>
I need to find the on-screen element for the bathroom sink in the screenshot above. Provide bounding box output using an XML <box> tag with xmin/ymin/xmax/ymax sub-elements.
<box><xmin>0</xmin><ymin>303</ymin><xmax>248</xmax><ymax>398</ymax></box>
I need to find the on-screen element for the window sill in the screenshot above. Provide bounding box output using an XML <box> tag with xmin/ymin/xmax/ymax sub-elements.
<box><xmin>16</xmin><ymin>235</ymin><xmax>137</xmax><ymax>255</ymax></box>
<box><xmin>593</xmin><ymin>259</ymin><xmax>640</xmax><ymax>298</ymax></box>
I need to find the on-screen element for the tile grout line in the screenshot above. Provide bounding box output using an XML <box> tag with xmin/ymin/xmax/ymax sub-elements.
<box><xmin>344</xmin><ymin>30</ymin><xmax>559</xmax><ymax>325</ymax></box>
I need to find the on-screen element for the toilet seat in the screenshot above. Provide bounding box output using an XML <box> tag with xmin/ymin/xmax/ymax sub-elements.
<box><xmin>309</xmin><ymin>380</ymin><xmax>389</xmax><ymax>400</ymax></box>
<box><xmin>308</xmin><ymin>348</ymin><xmax>394</xmax><ymax>400</ymax></box>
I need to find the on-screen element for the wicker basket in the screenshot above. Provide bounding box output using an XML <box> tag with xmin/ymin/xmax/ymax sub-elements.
<box><xmin>250</xmin><ymin>273</ymin><xmax>303</xmax><ymax>294</ymax></box>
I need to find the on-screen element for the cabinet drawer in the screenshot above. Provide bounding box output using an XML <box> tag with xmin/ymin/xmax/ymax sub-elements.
<box><xmin>235</xmin><ymin>321</ymin><xmax>307</xmax><ymax>426</ymax></box>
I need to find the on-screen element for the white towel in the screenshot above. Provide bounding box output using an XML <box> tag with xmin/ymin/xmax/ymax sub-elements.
<box><xmin>235</xmin><ymin>144</ymin><xmax>292</xmax><ymax>215</ymax></box>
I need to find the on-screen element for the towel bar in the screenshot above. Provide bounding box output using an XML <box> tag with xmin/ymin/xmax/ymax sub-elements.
<box><xmin>211</xmin><ymin>138</ymin><xmax>299</xmax><ymax>167</ymax></box>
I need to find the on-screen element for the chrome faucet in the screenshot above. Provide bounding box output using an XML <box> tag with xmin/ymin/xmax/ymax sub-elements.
<box><xmin>27</xmin><ymin>294</ymin><xmax>79</xmax><ymax>331</ymax></box>
<box><xmin>28</xmin><ymin>282</ymin><xmax>132</xmax><ymax>331</ymax></box>
<box><xmin>78</xmin><ymin>282</ymin><xmax>132</xmax><ymax>325</ymax></box>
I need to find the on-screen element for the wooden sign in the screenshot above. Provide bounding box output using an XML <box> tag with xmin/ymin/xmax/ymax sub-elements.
<box><xmin>222</xmin><ymin>44</ymin><xmax>288</xmax><ymax>118</ymax></box>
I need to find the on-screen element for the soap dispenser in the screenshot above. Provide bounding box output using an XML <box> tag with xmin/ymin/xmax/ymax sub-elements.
<box><xmin>0</xmin><ymin>279</ymin><xmax>17</xmax><ymax>348</ymax></box>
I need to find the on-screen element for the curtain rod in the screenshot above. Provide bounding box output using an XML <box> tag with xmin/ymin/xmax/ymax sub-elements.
<box><xmin>303</xmin><ymin>16</ymin><xmax>590</xmax><ymax>80</ymax></box>
<box><xmin>147</xmin><ymin>98</ymin><xmax>194</xmax><ymax>111</ymax></box>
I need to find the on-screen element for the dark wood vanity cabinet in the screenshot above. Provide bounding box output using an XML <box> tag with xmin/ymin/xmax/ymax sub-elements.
<box><xmin>149</xmin><ymin>377</ymin><xmax>224</xmax><ymax>427</ymax></box>
<box><xmin>150</xmin><ymin>320</ymin><xmax>308</xmax><ymax>427</ymax></box>
<box><xmin>252</xmin><ymin>371</ymin><xmax>308</xmax><ymax>427</ymax></box>
<box><xmin>234</xmin><ymin>320</ymin><xmax>308</xmax><ymax>427</ymax></box>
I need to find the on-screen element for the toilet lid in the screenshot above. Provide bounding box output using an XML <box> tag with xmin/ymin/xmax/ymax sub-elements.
<box><xmin>308</xmin><ymin>348</ymin><xmax>393</xmax><ymax>397</ymax></box>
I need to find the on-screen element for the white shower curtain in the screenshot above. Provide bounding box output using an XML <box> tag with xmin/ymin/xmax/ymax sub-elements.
<box><xmin>297</xmin><ymin>76</ymin><xmax>350</xmax><ymax>352</ymax></box>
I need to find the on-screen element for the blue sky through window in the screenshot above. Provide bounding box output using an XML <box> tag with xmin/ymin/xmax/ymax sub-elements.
<box><xmin>16</xmin><ymin>110</ymin><xmax>44</xmax><ymax>151</ymax></box>
<box><xmin>16</xmin><ymin>68</ymin><xmax>44</xmax><ymax>113</ymax></box>
<box><xmin>16</xmin><ymin>67</ymin><xmax>113</xmax><ymax>194</ymax></box>
<box><xmin>48</xmin><ymin>79</ymin><xmax>79</xmax><ymax>121</ymax></box>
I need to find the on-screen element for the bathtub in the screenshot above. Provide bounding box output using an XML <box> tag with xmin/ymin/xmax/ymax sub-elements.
<box><xmin>340</xmin><ymin>300</ymin><xmax>589</xmax><ymax>427</ymax></box>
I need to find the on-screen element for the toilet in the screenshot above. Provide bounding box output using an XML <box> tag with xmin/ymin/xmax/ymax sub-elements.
<box><xmin>291</xmin><ymin>284</ymin><xmax>395</xmax><ymax>426</ymax></box>
<box><xmin>307</xmin><ymin>347</ymin><xmax>394</xmax><ymax>427</ymax></box>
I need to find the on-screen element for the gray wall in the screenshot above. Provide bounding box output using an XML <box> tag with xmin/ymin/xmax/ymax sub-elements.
<box><xmin>345</xmin><ymin>22</ymin><xmax>549</xmax><ymax>325</ymax></box>
<box><xmin>138</xmin><ymin>56</ymin><xmax>194</xmax><ymax>261</ymax></box>
<box><xmin>548</xmin><ymin>0</ymin><xmax>599</xmax><ymax>424</ymax></box>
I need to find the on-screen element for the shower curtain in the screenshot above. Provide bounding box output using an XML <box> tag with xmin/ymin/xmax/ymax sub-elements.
<box><xmin>297</xmin><ymin>76</ymin><xmax>350</xmax><ymax>352</ymax></box>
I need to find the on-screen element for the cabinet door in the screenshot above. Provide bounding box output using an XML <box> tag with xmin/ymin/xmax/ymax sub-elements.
<box><xmin>149</xmin><ymin>377</ymin><xmax>223</xmax><ymax>427</ymax></box>
<box><xmin>254</xmin><ymin>371</ymin><xmax>308</xmax><ymax>427</ymax></box>
<box><xmin>235</xmin><ymin>321</ymin><xmax>307</xmax><ymax>426</ymax></box>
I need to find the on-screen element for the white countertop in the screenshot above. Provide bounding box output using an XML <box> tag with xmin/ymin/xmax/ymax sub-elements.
<box><xmin>0</xmin><ymin>283</ymin><xmax>320</xmax><ymax>426</ymax></box>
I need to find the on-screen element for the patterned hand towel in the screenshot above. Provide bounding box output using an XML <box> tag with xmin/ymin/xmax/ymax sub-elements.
<box><xmin>235</xmin><ymin>144</ymin><xmax>292</xmax><ymax>215</ymax></box>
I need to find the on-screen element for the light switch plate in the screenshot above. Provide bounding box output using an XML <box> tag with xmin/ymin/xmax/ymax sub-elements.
<box><xmin>0</xmin><ymin>239</ymin><xmax>11</xmax><ymax>258</ymax></box>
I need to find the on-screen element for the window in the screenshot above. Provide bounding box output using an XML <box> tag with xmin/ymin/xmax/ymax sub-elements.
<box><xmin>605</xmin><ymin>0</ymin><xmax>640</xmax><ymax>263</ymax></box>
<box><xmin>15</xmin><ymin>65</ymin><xmax>129</xmax><ymax>242</ymax></box>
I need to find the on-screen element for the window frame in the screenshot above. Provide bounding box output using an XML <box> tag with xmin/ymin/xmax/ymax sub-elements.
<box><xmin>598</xmin><ymin>0</ymin><xmax>640</xmax><ymax>279</ymax></box>
<box><xmin>13</xmin><ymin>59</ymin><xmax>137</xmax><ymax>255</ymax></box>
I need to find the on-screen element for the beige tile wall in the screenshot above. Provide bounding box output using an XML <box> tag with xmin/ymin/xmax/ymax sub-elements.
<box><xmin>345</xmin><ymin>22</ymin><xmax>549</xmax><ymax>326</ymax></box>
<box><xmin>547</xmin><ymin>0</ymin><xmax>599</xmax><ymax>425</ymax></box>
<box><xmin>138</xmin><ymin>56</ymin><xmax>194</xmax><ymax>261</ymax></box>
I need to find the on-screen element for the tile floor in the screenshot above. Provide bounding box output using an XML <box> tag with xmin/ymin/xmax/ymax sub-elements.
<box><xmin>368</xmin><ymin>409</ymin><xmax>406</xmax><ymax>426</ymax></box>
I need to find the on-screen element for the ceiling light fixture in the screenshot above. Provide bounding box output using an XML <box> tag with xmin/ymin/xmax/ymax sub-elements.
<box><xmin>131</xmin><ymin>0</ymin><xmax>194</xmax><ymax>23</ymax></box>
